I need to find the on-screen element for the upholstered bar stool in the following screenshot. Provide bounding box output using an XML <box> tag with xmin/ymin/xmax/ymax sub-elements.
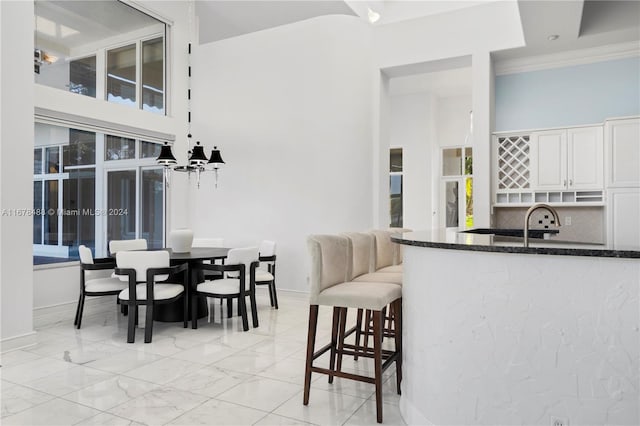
<box><xmin>370</xmin><ymin>229</ymin><xmax>410</xmax><ymax>274</ymax></box>
<box><xmin>343</xmin><ymin>232</ymin><xmax>402</xmax><ymax>360</ymax></box>
<box><xmin>304</xmin><ymin>234</ymin><xmax>402</xmax><ymax>423</ymax></box>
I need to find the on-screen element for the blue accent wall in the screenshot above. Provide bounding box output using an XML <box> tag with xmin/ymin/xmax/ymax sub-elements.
<box><xmin>495</xmin><ymin>57</ymin><xmax>640</xmax><ymax>131</ymax></box>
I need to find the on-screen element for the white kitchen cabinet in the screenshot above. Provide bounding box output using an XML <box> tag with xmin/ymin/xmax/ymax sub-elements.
<box><xmin>607</xmin><ymin>188</ymin><xmax>640</xmax><ymax>249</ymax></box>
<box><xmin>530</xmin><ymin>126</ymin><xmax>603</xmax><ymax>191</ymax></box>
<box><xmin>605</xmin><ymin>118</ymin><xmax>640</xmax><ymax>188</ymax></box>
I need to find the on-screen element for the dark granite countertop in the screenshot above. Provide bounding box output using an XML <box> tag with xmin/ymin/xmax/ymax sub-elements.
<box><xmin>391</xmin><ymin>230</ymin><xmax>640</xmax><ymax>259</ymax></box>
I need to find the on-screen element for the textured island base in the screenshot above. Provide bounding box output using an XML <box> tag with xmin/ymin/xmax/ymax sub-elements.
<box><xmin>400</xmin><ymin>245</ymin><xmax>639</xmax><ymax>425</ymax></box>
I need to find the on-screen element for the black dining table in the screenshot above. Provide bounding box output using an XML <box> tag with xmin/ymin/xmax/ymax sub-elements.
<box><xmin>158</xmin><ymin>247</ymin><xmax>230</xmax><ymax>322</ymax></box>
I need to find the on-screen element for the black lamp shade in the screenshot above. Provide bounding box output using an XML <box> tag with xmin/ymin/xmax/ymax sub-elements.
<box><xmin>189</xmin><ymin>141</ymin><xmax>208</xmax><ymax>165</ymax></box>
<box><xmin>156</xmin><ymin>143</ymin><xmax>177</xmax><ymax>165</ymax></box>
<box><xmin>207</xmin><ymin>146</ymin><xmax>225</xmax><ymax>166</ymax></box>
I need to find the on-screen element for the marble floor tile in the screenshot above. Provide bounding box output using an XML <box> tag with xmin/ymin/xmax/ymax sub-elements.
<box><xmin>215</xmin><ymin>330</ymin><xmax>270</xmax><ymax>350</ymax></box>
<box><xmin>273</xmin><ymin>388</ymin><xmax>367</xmax><ymax>426</ymax></box>
<box><xmin>215</xmin><ymin>376</ymin><xmax>303</xmax><ymax>412</ymax></box>
<box><xmin>74</xmin><ymin>412</ymin><xmax>146</xmax><ymax>425</ymax></box>
<box><xmin>167</xmin><ymin>365</ymin><xmax>249</xmax><ymax>398</ymax></box>
<box><xmin>53</xmin><ymin>341</ymin><xmax>128</xmax><ymax>366</ymax></box>
<box><xmin>0</xmin><ymin>349</ymin><xmax>42</xmax><ymax>367</ymax></box>
<box><xmin>253</xmin><ymin>413</ymin><xmax>318</xmax><ymax>425</ymax></box>
<box><xmin>123</xmin><ymin>356</ymin><xmax>206</xmax><ymax>385</ymax></box>
<box><xmin>62</xmin><ymin>375</ymin><xmax>159</xmax><ymax>411</ymax></box>
<box><xmin>0</xmin><ymin>383</ymin><xmax>55</xmax><ymax>418</ymax></box>
<box><xmin>256</xmin><ymin>355</ymin><xmax>317</xmax><ymax>386</ymax></box>
<box><xmin>343</xmin><ymin>399</ymin><xmax>407</xmax><ymax>425</ymax></box>
<box><xmin>1</xmin><ymin>398</ymin><xmax>100</xmax><ymax>426</ymax></box>
<box><xmin>23</xmin><ymin>364</ymin><xmax>114</xmax><ymax>396</ymax></box>
<box><xmin>168</xmin><ymin>339</ymin><xmax>241</xmax><ymax>365</ymax></box>
<box><xmin>213</xmin><ymin>349</ymin><xmax>278</xmax><ymax>375</ymax></box>
<box><xmin>83</xmin><ymin>349</ymin><xmax>163</xmax><ymax>374</ymax></box>
<box><xmin>246</xmin><ymin>337</ymin><xmax>306</xmax><ymax>359</ymax></box>
<box><xmin>131</xmin><ymin>335</ymin><xmax>203</xmax><ymax>357</ymax></box>
<box><xmin>1</xmin><ymin>357</ymin><xmax>75</xmax><ymax>384</ymax></box>
<box><xmin>166</xmin><ymin>399</ymin><xmax>268</xmax><ymax>426</ymax></box>
<box><xmin>108</xmin><ymin>387</ymin><xmax>208</xmax><ymax>425</ymax></box>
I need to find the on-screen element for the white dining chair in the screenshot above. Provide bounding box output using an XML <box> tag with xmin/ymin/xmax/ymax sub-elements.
<box><xmin>109</xmin><ymin>238</ymin><xmax>148</xmax><ymax>255</ymax></box>
<box><xmin>256</xmin><ymin>240</ymin><xmax>278</xmax><ymax>309</ymax></box>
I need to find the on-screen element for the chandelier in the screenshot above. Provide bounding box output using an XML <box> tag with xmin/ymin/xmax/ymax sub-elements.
<box><xmin>156</xmin><ymin>40</ymin><xmax>225</xmax><ymax>188</ymax></box>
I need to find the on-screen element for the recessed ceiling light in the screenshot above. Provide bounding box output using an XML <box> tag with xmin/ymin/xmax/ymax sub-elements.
<box><xmin>367</xmin><ymin>8</ymin><xmax>380</xmax><ymax>24</ymax></box>
<box><xmin>547</xmin><ymin>34</ymin><xmax>559</xmax><ymax>41</ymax></box>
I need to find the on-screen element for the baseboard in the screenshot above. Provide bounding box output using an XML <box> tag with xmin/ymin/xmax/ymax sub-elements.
<box><xmin>1</xmin><ymin>331</ymin><xmax>37</xmax><ymax>353</ymax></box>
<box><xmin>399</xmin><ymin>394</ymin><xmax>434</xmax><ymax>426</ymax></box>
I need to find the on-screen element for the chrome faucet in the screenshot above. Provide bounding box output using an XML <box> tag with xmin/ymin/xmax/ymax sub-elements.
<box><xmin>524</xmin><ymin>203</ymin><xmax>561</xmax><ymax>247</ymax></box>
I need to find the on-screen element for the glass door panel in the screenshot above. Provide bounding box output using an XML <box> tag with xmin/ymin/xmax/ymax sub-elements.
<box><xmin>107</xmin><ymin>170</ymin><xmax>137</xmax><ymax>243</ymax></box>
<box><xmin>141</xmin><ymin>169</ymin><xmax>164</xmax><ymax>249</ymax></box>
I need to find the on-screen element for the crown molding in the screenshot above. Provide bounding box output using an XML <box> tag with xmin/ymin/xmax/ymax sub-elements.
<box><xmin>495</xmin><ymin>41</ymin><xmax>640</xmax><ymax>76</ymax></box>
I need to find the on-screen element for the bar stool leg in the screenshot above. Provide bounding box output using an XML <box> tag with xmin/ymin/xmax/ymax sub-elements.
<box><xmin>303</xmin><ymin>305</ymin><xmax>319</xmax><ymax>405</ymax></box>
<box><xmin>372</xmin><ymin>309</ymin><xmax>384</xmax><ymax>423</ymax></box>
<box><xmin>394</xmin><ymin>298</ymin><xmax>403</xmax><ymax>394</ymax></box>
<box><xmin>328</xmin><ymin>307</ymin><xmax>340</xmax><ymax>384</ymax></box>
<box><xmin>354</xmin><ymin>308</ymin><xmax>363</xmax><ymax>360</ymax></box>
<box><xmin>335</xmin><ymin>308</ymin><xmax>348</xmax><ymax>376</ymax></box>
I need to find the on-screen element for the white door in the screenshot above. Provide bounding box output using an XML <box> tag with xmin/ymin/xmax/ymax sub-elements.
<box><xmin>567</xmin><ymin>126</ymin><xmax>603</xmax><ymax>190</ymax></box>
<box><xmin>530</xmin><ymin>129</ymin><xmax>567</xmax><ymax>190</ymax></box>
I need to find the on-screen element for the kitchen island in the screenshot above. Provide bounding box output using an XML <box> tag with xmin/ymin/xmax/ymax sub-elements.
<box><xmin>393</xmin><ymin>230</ymin><xmax>639</xmax><ymax>425</ymax></box>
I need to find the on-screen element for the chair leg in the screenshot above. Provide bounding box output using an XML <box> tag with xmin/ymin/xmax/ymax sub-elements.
<box><xmin>127</xmin><ymin>302</ymin><xmax>136</xmax><ymax>343</ymax></box>
<box><xmin>144</xmin><ymin>303</ymin><xmax>154</xmax><ymax>343</ymax></box>
<box><xmin>238</xmin><ymin>296</ymin><xmax>249</xmax><ymax>331</ymax></box>
<box><xmin>354</xmin><ymin>308</ymin><xmax>363</xmax><ymax>361</ymax></box>
<box><xmin>191</xmin><ymin>293</ymin><xmax>198</xmax><ymax>329</ymax></box>
<box><xmin>266</xmin><ymin>282</ymin><xmax>275</xmax><ymax>307</ymax></box>
<box><xmin>271</xmin><ymin>280</ymin><xmax>279</xmax><ymax>309</ymax></box>
<box><xmin>74</xmin><ymin>294</ymin><xmax>83</xmax><ymax>327</ymax></box>
<box><xmin>373</xmin><ymin>309</ymin><xmax>384</xmax><ymax>423</ymax></box>
<box><xmin>394</xmin><ymin>298</ymin><xmax>403</xmax><ymax>395</ymax></box>
<box><xmin>249</xmin><ymin>290</ymin><xmax>259</xmax><ymax>328</ymax></box>
<box><xmin>76</xmin><ymin>294</ymin><xmax>86</xmax><ymax>329</ymax></box>
<box><xmin>122</xmin><ymin>303</ymin><xmax>128</xmax><ymax>316</ymax></box>
<box><xmin>227</xmin><ymin>298</ymin><xmax>233</xmax><ymax>318</ymax></box>
<box><xmin>303</xmin><ymin>305</ymin><xmax>319</xmax><ymax>405</ymax></box>
<box><xmin>183</xmin><ymin>293</ymin><xmax>188</xmax><ymax>329</ymax></box>
<box><xmin>328</xmin><ymin>306</ymin><xmax>340</xmax><ymax>384</ymax></box>
<box><xmin>336</xmin><ymin>308</ymin><xmax>348</xmax><ymax>376</ymax></box>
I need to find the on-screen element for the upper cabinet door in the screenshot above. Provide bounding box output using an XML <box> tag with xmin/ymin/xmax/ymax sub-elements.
<box><xmin>606</xmin><ymin>118</ymin><xmax>640</xmax><ymax>188</ymax></box>
<box><xmin>567</xmin><ymin>126</ymin><xmax>604</xmax><ymax>190</ymax></box>
<box><xmin>530</xmin><ymin>129</ymin><xmax>567</xmax><ymax>190</ymax></box>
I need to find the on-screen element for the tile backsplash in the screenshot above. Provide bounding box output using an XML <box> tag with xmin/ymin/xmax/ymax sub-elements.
<box><xmin>493</xmin><ymin>206</ymin><xmax>605</xmax><ymax>243</ymax></box>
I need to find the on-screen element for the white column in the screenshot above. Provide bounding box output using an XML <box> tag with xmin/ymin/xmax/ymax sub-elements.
<box><xmin>471</xmin><ymin>51</ymin><xmax>494</xmax><ymax>228</ymax></box>
<box><xmin>1</xmin><ymin>0</ymin><xmax>36</xmax><ymax>350</ymax></box>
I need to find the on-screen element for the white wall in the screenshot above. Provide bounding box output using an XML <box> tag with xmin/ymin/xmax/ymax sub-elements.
<box><xmin>190</xmin><ymin>15</ymin><xmax>374</xmax><ymax>293</ymax></box>
<box><xmin>1</xmin><ymin>0</ymin><xmax>36</xmax><ymax>350</ymax></box>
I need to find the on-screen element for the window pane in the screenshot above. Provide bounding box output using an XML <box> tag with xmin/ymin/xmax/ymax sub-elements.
<box><xmin>34</xmin><ymin>181</ymin><xmax>42</xmax><ymax>244</ymax></box>
<box><xmin>44</xmin><ymin>180</ymin><xmax>59</xmax><ymax>245</ymax></box>
<box><xmin>390</xmin><ymin>148</ymin><xmax>402</xmax><ymax>172</ymax></box>
<box><xmin>445</xmin><ymin>181</ymin><xmax>459</xmax><ymax>228</ymax></box>
<box><xmin>34</xmin><ymin>149</ymin><xmax>43</xmax><ymax>174</ymax></box>
<box><xmin>142</xmin><ymin>37</ymin><xmax>164</xmax><ymax>114</ymax></box>
<box><xmin>46</xmin><ymin>146</ymin><xmax>60</xmax><ymax>173</ymax></box>
<box><xmin>63</xmin><ymin>169</ymin><xmax>95</xmax><ymax>248</ymax></box>
<box><xmin>465</xmin><ymin>147</ymin><xmax>473</xmax><ymax>175</ymax></box>
<box><xmin>390</xmin><ymin>175</ymin><xmax>403</xmax><ymax>228</ymax></box>
<box><xmin>69</xmin><ymin>56</ymin><xmax>96</xmax><ymax>97</ymax></box>
<box><xmin>105</xmin><ymin>135</ymin><xmax>135</xmax><ymax>161</ymax></box>
<box><xmin>107</xmin><ymin>170</ymin><xmax>137</xmax><ymax>242</ymax></box>
<box><xmin>443</xmin><ymin>148</ymin><xmax>462</xmax><ymax>176</ymax></box>
<box><xmin>140</xmin><ymin>141</ymin><xmax>161</xmax><ymax>159</ymax></box>
<box><xmin>63</xmin><ymin>129</ymin><xmax>96</xmax><ymax>167</ymax></box>
<box><xmin>141</xmin><ymin>169</ymin><xmax>164</xmax><ymax>248</ymax></box>
<box><xmin>107</xmin><ymin>44</ymin><xmax>136</xmax><ymax>107</ymax></box>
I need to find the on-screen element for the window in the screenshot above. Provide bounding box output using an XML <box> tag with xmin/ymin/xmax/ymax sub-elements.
<box><xmin>34</xmin><ymin>1</ymin><xmax>166</xmax><ymax>114</ymax></box>
<box><xmin>33</xmin><ymin>122</ymin><xmax>165</xmax><ymax>264</ymax></box>
<box><xmin>107</xmin><ymin>44</ymin><xmax>137</xmax><ymax>107</ymax></box>
<box><xmin>441</xmin><ymin>147</ymin><xmax>473</xmax><ymax>229</ymax></box>
<box><xmin>390</xmin><ymin>148</ymin><xmax>403</xmax><ymax>227</ymax></box>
